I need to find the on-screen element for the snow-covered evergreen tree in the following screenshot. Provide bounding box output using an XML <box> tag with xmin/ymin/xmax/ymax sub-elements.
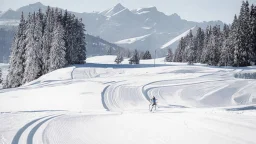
<box><xmin>70</xmin><ymin>18</ymin><xmax>81</xmax><ymax>64</ymax></box>
<box><xmin>42</xmin><ymin>7</ymin><xmax>54</xmax><ymax>74</ymax></box>
<box><xmin>0</xmin><ymin>68</ymin><xmax>2</xmax><ymax>84</ymax></box>
<box><xmin>174</xmin><ymin>37</ymin><xmax>185</xmax><ymax>62</ymax></box>
<box><xmin>76</xmin><ymin>18</ymin><xmax>86</xmax><ymax>64</ymax></box>
<box><xmin>4</xmin><ymin>12</ymin><xmax>27</xmax><ymax>88</ymax></box>
<box><xmin>194</xmin><ymin>27</ymin><xmax>205</xmax><ymax>63</ymax></box>
<box><xmin>201</xmin><ymin>26</ymin><xmax>212</xmax><ymax>63</ymax></box>
<box><xmin>50</xmin><ymin>21</ymin><xmax>66</xmax><ymax>71</ymax></box>
<box><xmin>142</xmin><ymin>51</ymin><xmax>152</xmax><ymax>59</ymax></box>
<box><xmin>129</xmin><ymin>49</ymin><xmax>140</xmax><ymax>64</ymax></box>
<box><xmin>63</xmin><ymin>11</ymin><xmax>75</xmax><ymax>64</ymax></box>
<box><xmin>249</xmin><ymin>4</ymin><xmax>256</xmax><ymax>64</ymax></box>
<box><xmin>23</xmin><ymin>11</ymin><xmax>43</xmax><ymax>83</ymax></box>
<box><xmin>228</xmin><ymin>15</ymin><xmax>239</xmax><ymax>66</ymax></box>
<box><xmin>184</xmin><ymin>30</ymin><xmax>194</xmax><ymax>64</ymax></box>
<box><xmin>219</xmin><ymin>24</ymin><xmax>231</xmax><ymax>66</ymax></box>
<box><xmin>165</xmin><ymin>49</ymin><xmax>173</xmax><ymax>62</ymax></box>
<box><xmin>207</xmin><ymin>25</ymin><xmax>222</xmax><ymax>66</ymax></box>
<box><xmin>235</xmin><ymin>1</ymin><xmax>251</xmax><ymax>66</ymax></box>
<box><xmin>115</xmin><ymin>53</ymin><xmax>124</xmax><ymax>64</ymax></box>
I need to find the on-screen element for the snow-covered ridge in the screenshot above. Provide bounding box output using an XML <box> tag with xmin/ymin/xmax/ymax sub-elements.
<box><xmin>115</xmin><ymin>33</ymin><xmax>152</xmax><ymax>44</ymax></box>
<box><xmin>100</xmin><ymin>3</ymin><xmax>126</xmax><ymax>17</ymax></box>
<box><xmin>0</xmin><ymin>2</ymin><xmax>224</xmax><ymax>54</ymax></box>
<box><xmin>0</xmin><ymin>19</ymin><xmax>19</xmax><ymax>26</ymax></box>
<box><xmin>161</xmin><ymin>27</ymin><xmax>195</xmax><ymax>49</ymax></box>
<box><xmin>135</xmin><ymin>6</ymin><xmax>158</xmax><ymax>12</ymax></box>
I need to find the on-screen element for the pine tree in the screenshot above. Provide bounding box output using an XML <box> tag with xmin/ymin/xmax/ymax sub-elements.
<box><xmin>201</xmin><ymin>26</ymin><xmax>212</xmax><ymax>63</ymax></box>
<box><xmin>165</xmin><ymin>49</ymin><xmax>173</xmax><ymax>62</ymax></box>
<box><xmin>0</xmin><ymin>68</ymin><xmax>3</xmax><ymax>84</ymax></box>
<box><xmin>174</xmin><ymin>37</ymin><xmax>185</xmax><ymax>62</ymax></box>
<box><xmin>227</xmin><ymin>15</ymin><xmax>239</xmax><ymax>66</ymax></box>
<box><xmin>184</xmin><ymin>30</ymin><xmax>194</xmax><ymax>64</ymax></box>
<box><xmin>235</xmin><ymin>1</ymin><xmax>251</xmax><ymax>66</ymax></box>
<box><xmin>208</xmin><ymin>25</ymin><xmax>222</xmax><ymax>66</ymax></box>
<box><xmin>42</xmin><ymin>7</ymin><xmax>54</xmax><ymax>74</ymax></box>
<box><xmin>115</xmin><ymin>53</ymin><xmax>124</xmax><ymax>64</ymax></box>
<box><xmin>4</xmin><ymin>12</ymin><xmax>27</xmax><ymax>88</ymax></box>
<box><xmin>194</xmin><ymin>27</ymin><xmax>205</xmax><ymax>63</ymax></box>
<box><xmin>50</xmin><ymin>21</ymin><xmax>67</xmax><ymax>71</ymax></box>
<box><xmin>129</xmin><ymin>49</ymin><xmax>140</xmax><ymax>64</ymax></box>
<box><xmin>63</xmin><ymin>11</ymin><xmax>74</xmax><ymax>64</ymax></box>
<box><xmin>142</xmin><ymin>51</ymin><xmax>152</xmax><ymax>59</ymax></box>
<box><xmin>23</xmin><ymin>11</ymin><xmax>43</xmax><ymax>83</ymax></box>
<box><xmin>76</xmin><ymin>18</ymin><xmax>86</xmax><ymax>64</ymax></box>
<box><xmin>219</xmin><ymin>24</ymin><xmax>231</xmax><ymax>66</ymax></box>
<box><xmin>249</xmin><ymin>4</ymin><xmax>256</xmax><ymax>64</ymax></box>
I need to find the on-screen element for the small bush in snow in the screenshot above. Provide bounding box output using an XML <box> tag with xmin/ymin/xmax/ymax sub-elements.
<box><xmin>129</xmin><ymin>49</ymin><xmax>140</xmax><ymax>64</ymax></box>
<box><xmin>142</xmin><ymin>51</ymin><xmax>152</xmax><ymax>60</ymax></box>
<box><xmin>115</xmin><ymin>54</ymin><xmax>124</xmax><ymax>64</ymax></box>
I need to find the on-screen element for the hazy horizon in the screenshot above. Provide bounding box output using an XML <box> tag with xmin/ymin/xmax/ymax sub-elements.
<box><xmin>1</xmin><ymin>0</ymin><xmax>256</xmax><ymax>23</ymax></box>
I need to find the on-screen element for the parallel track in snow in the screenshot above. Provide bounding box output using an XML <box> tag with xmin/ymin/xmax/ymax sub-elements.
<box><xmin>11</xmin><ymin>114</ymin><xmax>62</xmax><ymax>144</ymax></box>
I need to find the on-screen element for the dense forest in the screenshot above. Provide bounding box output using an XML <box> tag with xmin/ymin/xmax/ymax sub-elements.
<box><xmin>174</xmin><ymin>1</ymin><xmax>256</xmax><ymax>67</ymax></box>
<box><xmin>4</xmin><ymin>7</ymin><xmax>86</xmax><ymax>88</ymax></box>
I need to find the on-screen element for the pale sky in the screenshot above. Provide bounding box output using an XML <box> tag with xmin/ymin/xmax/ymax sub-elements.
<box><xmin>1</xmin><ymin>0</ymin><xmax>256</xmax><ymax>23</ymax></box>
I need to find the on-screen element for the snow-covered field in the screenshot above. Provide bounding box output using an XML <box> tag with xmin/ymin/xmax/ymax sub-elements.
<box><xmin>0</xmin><ymin>56</ymin><xmax>256</xmax><ymax>144</ymax></box>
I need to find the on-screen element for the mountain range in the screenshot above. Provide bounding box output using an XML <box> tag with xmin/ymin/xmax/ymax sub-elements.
<box><xmin>0</xmin><ymin>2</ymin><xmax>224</xmax><ymax>56</ymax></box>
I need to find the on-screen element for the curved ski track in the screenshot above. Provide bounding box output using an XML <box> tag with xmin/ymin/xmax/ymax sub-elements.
<box><xmin>11</xmin><ymin>114</ymin><xmax>63</xmax><ymax>144</ymax></box>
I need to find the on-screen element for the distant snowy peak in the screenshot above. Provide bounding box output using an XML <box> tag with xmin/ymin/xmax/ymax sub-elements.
<box><xmin>17</xmin><ymin>2</ymin><xmax>46</xmax><ymax>12</ymax></box>
<box><xmin>0</xmin><ymin>9</ymin><xmax>20</xmax><ymax>19</ymax></box>
<box><xmin>169</xmin><ymin>13</ymin><xmax>181</xmax><ymax>19</ymax></box>
<box><xmin>100</xmin><ymin>3</ymin><xmax>127</xmax><ymax>17</ymax></box>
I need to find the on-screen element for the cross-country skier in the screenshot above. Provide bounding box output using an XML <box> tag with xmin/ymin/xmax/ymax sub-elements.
<box><xmin>150</xmin><ymin>96</ymin><xmax>157</xmax><ymax>111</ymax></box>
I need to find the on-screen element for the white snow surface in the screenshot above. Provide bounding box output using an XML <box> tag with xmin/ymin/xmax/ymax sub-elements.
<box><xmin>0</xmin><ymin>20</ymin><xmax>19</xmax><ymax>26</ymax></box>
<box><xmin>0</xmin><ymin>56</ymin><xmax>256</xmax><ymax>144</ymax></box>
<box><xmin>115</xmin><ymin>34</ymin><xmax>152</xmax><ymax>44</ymax></box>
<box><xmin>161</xmin><ymin>27</ymin><xmax>195</xmax><ymax>49</ymax></box>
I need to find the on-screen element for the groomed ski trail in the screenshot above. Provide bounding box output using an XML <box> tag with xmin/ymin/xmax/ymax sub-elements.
<box><xmin>11</xmin><ymin>114</ymin><xmax>63</xmax><ymax>144</ymax></box>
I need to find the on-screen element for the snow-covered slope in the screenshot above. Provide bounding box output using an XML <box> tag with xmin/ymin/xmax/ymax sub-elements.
<box><xmin>161</xmin><ymin>27</ymin><xmax>195</xmax><ymax>49</ymax></box>
<box><xmin>115</xmin><ymin>33</ymin><xmax>152</xmax><ymax>44</ymax></box>
<box><xmin>0</xmin><ymin>56</ymin><xmax>256</xmax><ymax>144</ymax></box>
<box><xmin>0</xmin><ymin>19</ymin><xmax>19</xmax><ymax>26</ymax></box>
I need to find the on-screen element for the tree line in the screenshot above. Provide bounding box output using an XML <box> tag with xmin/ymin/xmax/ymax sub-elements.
<box><xmin>174</xmin><ymin>1</ymin><xmax>256</xmax><ymax>67</ymax></box>
<box><xmin>114</xmin><ymin>49</ymin><xmax>154</xmax><ymax>64</ymax></box>
<box><xmin>114</xmin><ymin>48</ymin><xmax>174</xmax><ymax>64</ymax></box>
<box><xmin>4</xmin><ymin>7</ymin><xmax>86</xmax><ymax>88</ymax></box>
